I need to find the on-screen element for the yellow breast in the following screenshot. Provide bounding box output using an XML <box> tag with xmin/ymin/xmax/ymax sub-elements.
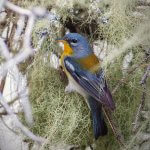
<box><xmin>60</xmin><ymin>41</ymin><xmax>73</xmax><ymax>65</ymax></box>
<box><xmin>59</xmin><ymin>41</ymin><xmax>74</xmax><ymax>74</ymax></box>
<box><xmin>62</xmin><ymin>41</ymin><xmax>73</xmax><ymax>56</ymax></box>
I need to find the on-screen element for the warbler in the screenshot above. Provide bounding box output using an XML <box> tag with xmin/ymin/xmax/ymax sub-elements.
<box><xmin>57</xmin><ymin>33</ymin><xmax>115</xmax><ymax>140</ymax></box>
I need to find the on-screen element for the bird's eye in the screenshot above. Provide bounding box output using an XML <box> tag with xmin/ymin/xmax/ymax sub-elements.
<box><xmin>71</xmin><ymin>39</ymin><xmax>77</xmax><ymax>43</ymax></box>
<box><xmin>70</xmin><ymin>39</ymin><xmax>78</xmax><ymax>46</ymax></box>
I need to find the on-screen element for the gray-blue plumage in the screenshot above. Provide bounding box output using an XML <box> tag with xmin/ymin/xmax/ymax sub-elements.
<box><xmin>63</xmin><ymin>33</ymin><xmax>93</xmax><ymax>58</ymax></box>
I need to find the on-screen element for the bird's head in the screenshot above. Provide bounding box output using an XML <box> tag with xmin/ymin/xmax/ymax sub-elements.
<box><xmin>56</xmin><ymin>33</ymin><xmax>93</xmax><ymax>58</ymax></box>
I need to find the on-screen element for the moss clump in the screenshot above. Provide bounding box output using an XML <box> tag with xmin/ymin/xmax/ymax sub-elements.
<box><xmin>98</xmin><ymin>0</ymin><xmax>138</xmax><ymax>45</ymax></box>
<box><xmin>28</xmin><ymin>51</ymin><xmax>145</xmax><ymax>150</ymax></box>
<box><xmin>28</xmin><ymin>52</ymin><xmax>93</xmax><ymax>147</ymax></box>
<box><xmin>15</xmin><ymin>0</ymin><xmax>150</xmax><ymax>149</ymax></box>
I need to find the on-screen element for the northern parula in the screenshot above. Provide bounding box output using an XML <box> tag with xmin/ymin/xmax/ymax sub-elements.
<box><xmin>57</xmin><ymin>33</ymin><xmax>115</xmax><ymax>140</ymax></box>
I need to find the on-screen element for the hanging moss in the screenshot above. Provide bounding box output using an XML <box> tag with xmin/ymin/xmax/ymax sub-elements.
<box><xmin>28</xmin><ymin>53</ymin><xmax>93</xmax><ymax>147</ymax></box>
<box><xmin>16</xmin><ymin>0</ymin><xmax>150</xmax><ymax>149</ymax></box>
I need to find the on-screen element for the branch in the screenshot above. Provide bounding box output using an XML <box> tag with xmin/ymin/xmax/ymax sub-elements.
<box><xmin>112</xmin><ymin>55</ymin><xmax>150</xmax><ymax>94</ymax></box>
<box><xmin>0</xmin><ymin>38</ymin><xmax>34</xmax><ymax>125</ymax></box>
<box><xmin>140</xmin><ymin>65</ymin><xmax>150</xmax><ymax>85</ymax></box>
<box><xmin>0</xmin><ymin>93</ymin><xmax>45</xmax><ymax>144</ymax></box>
<box><xmin>102</xmin><ymin>107</ymin><xmax>126</xmax><ymax>148</ymax></box>
<box><xmin>132</xmin><ymin>64</ymin><xmax>149</xmax><ymax>132</ymax></box>
<box><xmin>0</xmin><ymin>0</ymin><xmax>56</xmax><ymax>146</ymax></box>
<box><xmin>0</xmin><ymin>1</ymin><xmax>46</xmax><ymax>79</ymax></box>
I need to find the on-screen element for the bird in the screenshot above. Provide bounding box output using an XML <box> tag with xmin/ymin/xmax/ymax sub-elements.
<box><xmin>56</xmin><ymin>33</ymin><xmax>115</xmax><ymax>140</ymax></box>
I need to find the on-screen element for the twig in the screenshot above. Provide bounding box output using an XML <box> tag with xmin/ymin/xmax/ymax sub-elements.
<box><xmin>125</xmin><ymin>120</ymin><xmax>148</xmax><ymax>150</ymax></box>
<box><xmin>112</xmin><ymin>55</ymin><xmax>150</xmax><ymax>94</ymax></box>
<box><xmin>18</xmin><ymin>74</ymin><xmax>33</xmax><ymax>126</ymax></box>
<box><xmin>0</xmin><ymin>0</ymin><xmax>5</xmax><ymax>11</ymax></box>
<box><xmin>0</xmin><ymin>93</ymin><xmax>45</xmax><ymax>144</ymax></box>
<box><xmin>0</xmin><ymin>1</ymin><xmax>48</xmax><ymax>144</ymax></box>
<box><xmin>0</xmin><ymin>96</ymin><xmax>19</xmax><ymax>115</ymax></box>
<box><xmin>0</xmin><ymin>37</ymin><xmax>34</xmax><ymax>126</ymax></box>
<box><xmin>1</xmin><ymin>116</ymin><xmax>18</xmax><ymax>135</ymax></box>
<box><xmin>102</xmin><ymin>107</ymin><xmax>126</xmax><ymax>148</ymax></box>
<box><xmin>26</xmin><ymin>30</ymin><xmax>50</xmax><ymax>71</ymax></box>
<box><xmin>0</xmin><ymin>75</ymin><xmax>7</xmax><ymax>92</ymax></box>
<box><xmin>0</xmin><ymin>0</ymin><xmax>58</xmax><ymax>147</ymax></box>
<box><xmin>132</xmin><ymin>64</ymin><xmax>150</xmax><ymax>132</ymax></box>
<box><xmin>0</xmin><ymin>112</ymin><xmax>7</xmax><ymax>115</ymax></box>
<box><xmin>0</xmin><ymin>10</ymin><xmax>6</xmax><ymax>13</ymax></box>
<box><xmin>0</xmin><ymin>1</ymin><xmax>46</xmax><ymax>79</ymax></box>
<box><xmin>140</xmin><ymin>65</ymin><xmax>150</xmax><ymax>85</ymax></box>
<box><xmin>112</xmin><ymin>78</ymin><xmax>124</xmax><ymax>94</ymax></box>
<box><xmin>33</xmin><ymin>29</ymin><xmax>49</xmax><ymax>52</ymax></box>
<box><xmin>132</xmin><ymin>86</ymin><xmax>146</xmax><ymax>133</ymax></box>
<box><xmin>13</xmin><ymin>16</ymin><xmax>25</xmax><ymax>43</ymax></box>
<box><xmin>6</xmin><ymin>1</ymin><xmax>31</xmax><ymax>16</ymax></box>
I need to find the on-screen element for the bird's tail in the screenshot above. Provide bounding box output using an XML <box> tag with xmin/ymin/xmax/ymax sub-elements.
<box><xmin>87</xmin><ymin>96</ymin><xmax>108</xmax><ymax>140</ymax></box>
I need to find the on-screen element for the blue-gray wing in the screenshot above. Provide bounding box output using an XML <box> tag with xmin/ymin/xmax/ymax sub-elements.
<box><xmin>64</xmin><ymin>57</ymin><xmax>115</xmax><ymax>110</ymax></box>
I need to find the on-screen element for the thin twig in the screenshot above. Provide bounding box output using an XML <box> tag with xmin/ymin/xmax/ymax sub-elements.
<box><xmin>112</xmin><ymin>55</ymin><xmax>150</xmax><ymax>94</ymax></box>
<box><xmin>0</xmin><ymin>1</ymin><xmax>48</xmax><ymax>145</ymax></box>
<box><xmin>102</xmin><ymin>107</ymin><xmax>126</xmax><ymax>148</ymax></box>
<box><xmin>0</xmin><ymin>0</ymin><xmax>5</xmax><ymax>11</ymax></box>
<box><xmin>0</xmin><ymin>75</ymin><xmax>7</xmax><ymax>93</ymax></box>
<box><xmin>0</xmin><ymin>0</ymin><xmax>58</xmax><ymax>147</ymax></box>
<box><xmin>132</xmin><ymin>64</ymin><xmax>149</xmax><ymax>132</ymax></box>
<box><xmin>0</xmin><ymin>112</ymin><xmax>7</xmax><ymax>115</ymax></box>
<box><xmin>0</xmin><ymin>38</ymin><xmax>34</xmax><ymax>125</ymax></box>
<box><xmin>0</xmin><ymin>1</ymin><xmax>46</xmax><ymax>79</ymax></box>
<box><xmin>140</xmin><ymin>65</ymin><xmax>150</xmax><ymax>85</ymax></box>
<box><xmin>0</xmin><ymin>93</ymin><xmax>45</xmax><ymax>144</ymax></box>
<box><xmin>0</xmin><ymin>96</ymin><xmax>19</xmax><ymax>115</ymax></box>
<box><xmin>1</xmin><ymin>116</ymin><xmax>18</xmax><ymax>135</ymax></box>
<box><xmin>132</xmin><ymin>85</ymin><xmax>146</xmax><ymax>133</ymax></box>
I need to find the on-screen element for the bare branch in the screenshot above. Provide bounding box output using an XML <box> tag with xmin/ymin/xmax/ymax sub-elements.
<box><xmin>0</xmin><ymin>1</ymin><xmax>50</xmax><ymax>144</ymax></box>
<box><xmin>18</xmin><ymin>74</ymin><xmax>33</xmax><ymax>126</ymax></box>
<box><xmin>0</xmin><ymin>0</ymin><xmax>60</xmax><ymax>147</ymax></box>
<box><xmin>0</xmin><ymin>93</ymin><xmax>45</xmax><ymax>144</ymax></box>
<box><xmin>0</xmin><ymin>1</ymin><xmax>47</xmax><ymax>79</ymax></box>
<box><xmin>13</xmin><ymin>16</ymin><xmax>25</xmax><ymax>46</ymax></box>
<box><xmin>0</xmin><ymin>38</ymin><xmax>34</xmax><ymax>125</ymax></box>
<box><xmin>140</xmin><ymin>65</ymin><xmax>150</xmax><ymax>85</ymax></box>
<box><xmin>112</xmin><ymin>55</ymin><xmax>150</xmax><ymax>94</ymax></box>
<box><xmin>132</xmin><ymin>87</ymin><xmax>146</xmax><ymax>133</ymax></box>
<box><xmin>5</xmin><ymin>1</ymin><xmax>31</xmax><ymax>16</ymax></box>
<box><xmin>132</xmin><ymin>63</ymin><xmax>149</xmax><ymax>132</ymax></box>
<box><xmin>0</xmin><ymin>0</ymin><xmax>5</xmax><ymax>11</ymax></box>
